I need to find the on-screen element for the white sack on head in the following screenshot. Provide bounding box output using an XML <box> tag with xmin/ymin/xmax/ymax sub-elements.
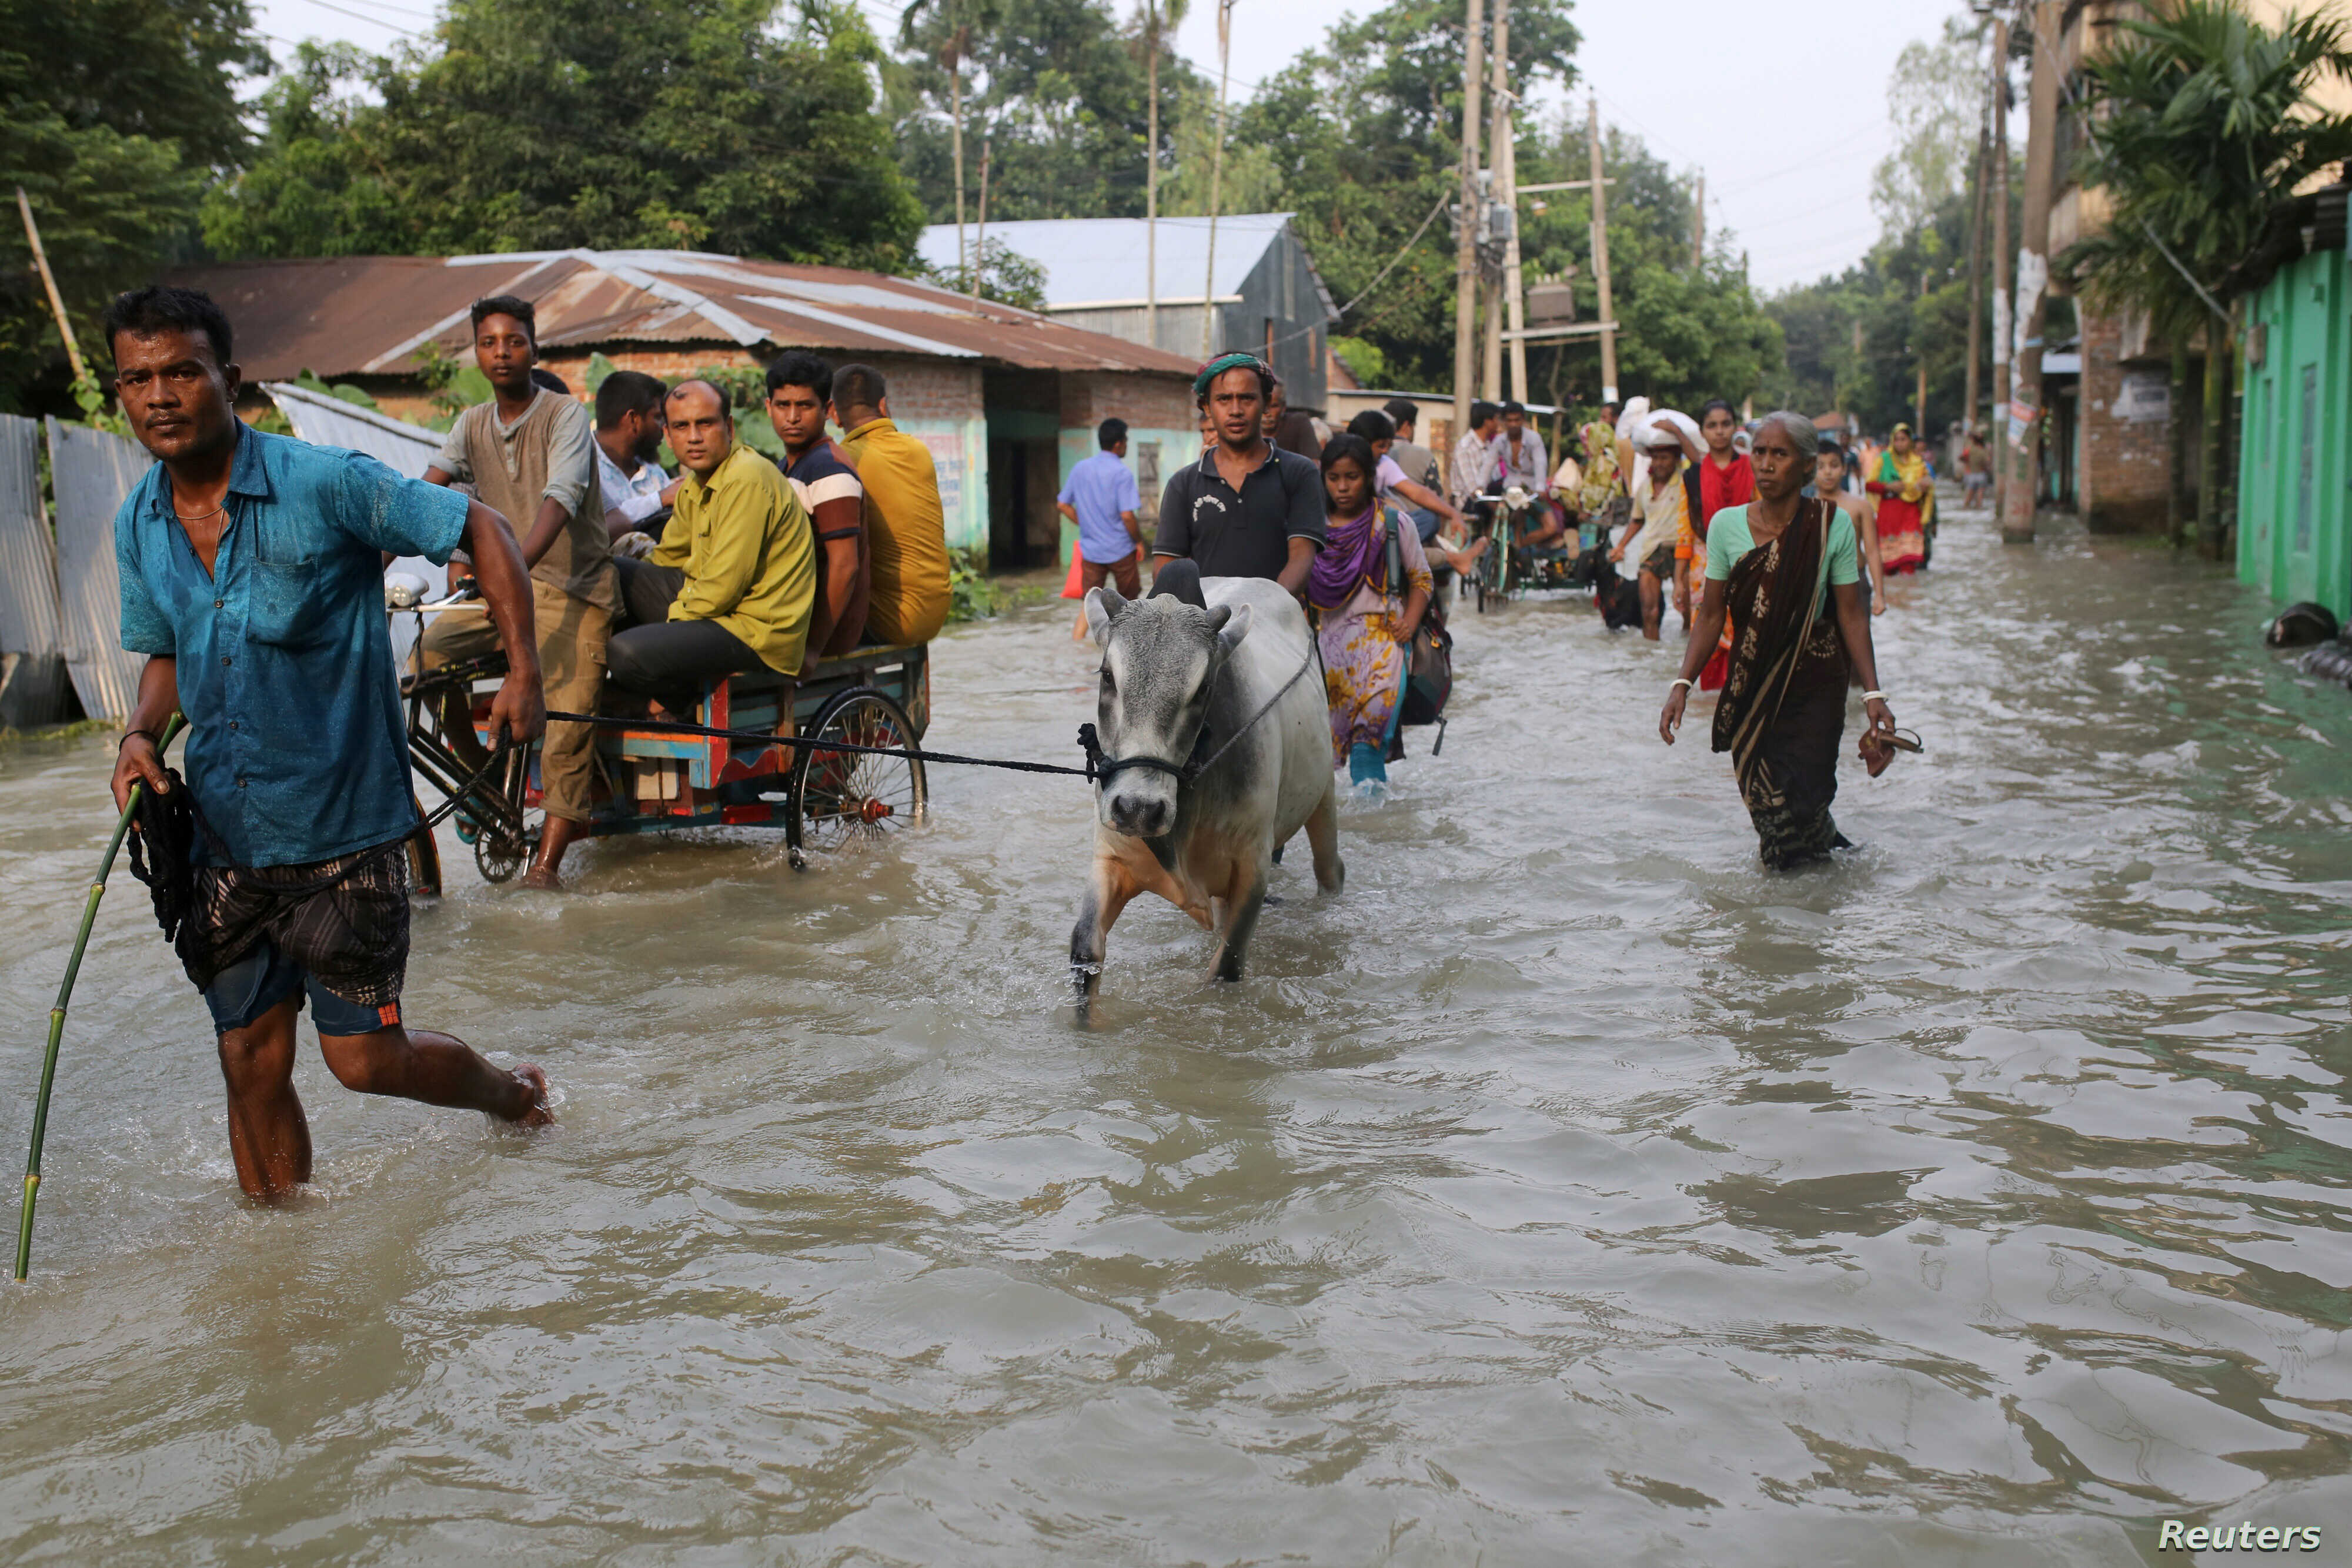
<box><xmin>1613</xmin><ymin>397</ymin><xmax>1652</xmax><ymax>444</ymax></box>
<box><xmin>1632</xmin><ymin>408</ymin><xmax>1701</xmax><ymax>452</ymax></box>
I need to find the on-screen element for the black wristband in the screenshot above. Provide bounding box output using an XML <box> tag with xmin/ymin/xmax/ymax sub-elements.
<box><xmin>118</xmin><ymin>728</ymin><xmax>156</xmax><ymax>753</ymax></box>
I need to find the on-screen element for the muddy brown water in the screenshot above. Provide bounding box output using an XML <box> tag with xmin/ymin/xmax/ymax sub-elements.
<box><xmin>1</xmin><ymin>509</ymin><xmax>2347</xmax><ymax>1565</ymax></box>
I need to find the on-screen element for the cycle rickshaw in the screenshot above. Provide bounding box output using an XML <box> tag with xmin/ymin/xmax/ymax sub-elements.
<box><xmin>391</xmin><ymin>580</ymin><xmax>929</xmax><ymax>894</ymax></box>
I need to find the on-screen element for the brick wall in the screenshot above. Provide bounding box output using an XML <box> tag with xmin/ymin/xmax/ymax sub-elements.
<box><xmin>1057</xmin><ymin>371</ymin><xmax>1195</xmax><ymax>433</ymax></box>
<box><xmin>2077</xmin><ymin>309</ymin><xmax>2172</xmax><ymax>534</ymax></box>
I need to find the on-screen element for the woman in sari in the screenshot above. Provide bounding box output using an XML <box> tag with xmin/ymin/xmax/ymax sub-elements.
<box><xmin>1659</xmin><ymin>412</ymin><xmax>1899</xmax><ymax>871</ymax></box>
<box><xmin>1864</xmin><ymin>422</ymin><xmax>1933</xmax><ymax>573</ymax></box>
<box><xmin>1575</xmin><ymin>402</ymin><xmax>1628</xmax><ymax>526</ymax></box>
<box><xmin>1309</xmin><ymin>433</ymin><xmax>1433</xmax><ymax>791</ymax></box>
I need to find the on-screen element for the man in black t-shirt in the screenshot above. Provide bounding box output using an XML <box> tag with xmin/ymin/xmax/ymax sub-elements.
<box><xmin>1153</xmin><ymin>352</ymin><xmax>1325</xmax><ymax>592</ymax></box>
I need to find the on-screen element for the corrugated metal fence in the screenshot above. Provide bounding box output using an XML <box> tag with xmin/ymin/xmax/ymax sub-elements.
<box><xmin>45</xmin><ymin>418</ymin><xmax>152</xmax><ymax>723</ymax></box>
<box><xmin>9</xmin><ymin>401</ymin><xmax>450</xmax><ymax>725</ymax></box>
<box><xmin>0</xmin><ymin>416</ymin><xmax>68</xmax><ymax>726</ymax></box>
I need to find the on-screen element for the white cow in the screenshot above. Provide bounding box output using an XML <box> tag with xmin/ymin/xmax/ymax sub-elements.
<box><xmin>1071</xmin><ymin>569</ymin><xmax>1343</xmax><ymax>1005</ymax></box>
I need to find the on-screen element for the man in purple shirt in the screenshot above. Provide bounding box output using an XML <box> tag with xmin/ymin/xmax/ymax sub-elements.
<box><xmin>1057</xmin><ymin>418</ymin><xmax>1145</xmax><ymax>597</ymax></box>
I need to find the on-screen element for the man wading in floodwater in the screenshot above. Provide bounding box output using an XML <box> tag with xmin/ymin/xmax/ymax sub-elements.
<box><xmin>105</xmin><ymin>286</ymin><xmax>556</xmax><ymax>1201</ymax></box>
<box><xmin>1154</xmin><ymin>352</ymin><xmax>1325</xmax><ymax>596</ymax></box>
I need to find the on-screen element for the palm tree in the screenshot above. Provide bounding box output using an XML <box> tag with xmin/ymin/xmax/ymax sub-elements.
<box><xmin>1137</xmin><ymin>0</ymin><xmax>1188</xmax><ymax>347</ymax></box>
<box><xmin>2063</xmin><ymin>0</ymin><xmax>2352</xmax><ymax>551</ymax></box>
<box><xmin>900</xmin><ymin>0</ymin><xmax>995</xmax><ymax>283</ymax></box>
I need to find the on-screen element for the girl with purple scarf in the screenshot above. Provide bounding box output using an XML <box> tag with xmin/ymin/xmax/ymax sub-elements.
<box><xmin>1309</xmin><ymin>434</ymin><xmax>1433</xmax><ymax>790</ymax></box>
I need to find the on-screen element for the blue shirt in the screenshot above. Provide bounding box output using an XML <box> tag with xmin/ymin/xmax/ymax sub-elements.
<box><xmin>116</xmin><ymin>423</ymin><xmax>469</xmax><ymax>868</ymax></box>
<box><xmin>1058</xmin><ymin>449</ymin><xmax>1142</xmax><ymax>564</ymax></box>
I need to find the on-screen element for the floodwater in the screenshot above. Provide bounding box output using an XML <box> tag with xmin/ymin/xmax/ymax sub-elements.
<box><xmin>1</xmin><ymin>504</ymin><xmax>2347</xmax><ymax>1566</ymax></box>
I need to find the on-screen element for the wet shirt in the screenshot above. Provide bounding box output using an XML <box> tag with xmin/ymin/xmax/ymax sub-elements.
<box><xmin>1155</xmin><ymin>442</ymin><xmax>1325</xmax><ymax>580</ymax></box>
<box><xmin>1058</xmin><ymin>449</ymin><xmax>1141</xmax><ymax>564</ymax></box>
<box><xmin>115</xmin><ymin>423</ymin><xmax>467</xmax><ymax>868</ymax></box>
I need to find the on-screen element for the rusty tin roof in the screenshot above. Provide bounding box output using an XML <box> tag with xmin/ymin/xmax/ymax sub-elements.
<box><xmin>166</xmin><ymin>250</ymin><xmax>1202</xmax><ymax>381</ymax></box>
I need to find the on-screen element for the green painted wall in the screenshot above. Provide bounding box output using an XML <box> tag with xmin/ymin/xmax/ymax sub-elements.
<box><xmin>2239</xmin><ymin>246</ymin><xmax>2351</xmax><ymax>620</ymax></box>
<box><xmin>897</xmin><ymin>416</ymin><xmax>990</xmax><ymax>554</ymax></box>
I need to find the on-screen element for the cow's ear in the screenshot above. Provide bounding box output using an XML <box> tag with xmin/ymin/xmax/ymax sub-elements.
<box><xmin>1213</xmin><ymin>602</ymin><xmax>1252</xmax><ymax>654</ymax></box>
<box><xmin>1084</xmin><ymin>584</ymin><xmax>1124</xmax><ymax>646</ymax></box>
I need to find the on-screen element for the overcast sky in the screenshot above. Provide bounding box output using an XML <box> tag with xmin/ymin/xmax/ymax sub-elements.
<box><xmin>245</xmin><ymin>0</ymin><xmax>1969</xmax><ymax>294</ymax></box>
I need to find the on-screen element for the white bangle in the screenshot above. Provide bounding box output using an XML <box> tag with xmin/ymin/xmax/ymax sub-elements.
<box><xmin>1671</xmin><ymin>678</ymin><xmax>1694</xmax><ymax>691</ymax></box>
<box><xmin>1862</xmin><ymin>690</ymin><xmax>1887</xmax><ymax>702</ymax></box>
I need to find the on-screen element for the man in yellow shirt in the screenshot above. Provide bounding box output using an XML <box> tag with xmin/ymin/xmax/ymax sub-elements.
<box><xmin>830</xmin><ymin>363</ymin><xmax>951</xmax><ymax>646</ymax></box>
<box><xmin>608</xmin><ymin>379</ymin><xmax>816</xmax><ymax>713</ymax></box>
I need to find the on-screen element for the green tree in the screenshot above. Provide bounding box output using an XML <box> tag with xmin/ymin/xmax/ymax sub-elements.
<box><xmin>891</xmin><ymin>0</ymin><xmax>1188</xmax><ymax>224</ymax></box>
<box><xmin>2062</xmin><ymin>0</ymin><xmax>2352</xmax><ymax>550</ymax></box>
<box><xmin>1872</xmin><ymin>16</ymin><xmax>1987</xmax><ymax>236</ymax></box>
<box><xmin>205</xmin><ymin>0</ymin><xmax>923</xmax><ymax>269</ymax></box>
<box><xmin>1232</xmin><ymin>0</ymin><xmax>1579</xmax><ymax>389</ymax></box>
<box><xmin>1</xmin><ymin>0</ymin><xmax>266</xmax><ymax>410</ymax></box>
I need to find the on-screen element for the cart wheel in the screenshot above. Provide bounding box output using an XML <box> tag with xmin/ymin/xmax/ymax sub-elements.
<box><xmin>787</xmin><ymin>687</ymin><xmax>927</xmax><ymax>862</ymax></box>
<box><xmin>407</xmin><ymin>792</ymin><xmax>443</xmax><ymax>897</ymax></box>
<box><xmin>472</xmin><ymin>748</ymin><xmax>535</xmax><ymax>884</ymax></box>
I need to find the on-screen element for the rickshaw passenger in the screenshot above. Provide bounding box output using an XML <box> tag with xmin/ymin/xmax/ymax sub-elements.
<box><xmin>764</xmin><ymin>350</ymin><xmax>869</xmax><ymax>660</ymax></box>
<box><xmin>419</xmin><ymin>293</ymin><xmax>616</xmax><ymax>890</ymax></box>
<box><xmin>831</xmin><ymin>363</ymin><xmax>951</xmax><ymax>647</ymax></box>
<box><xmin>595</xmin><ymin>370</ymin><xmax>677</xmax><ymax>539</ymax></box>
<box><xmin>607</xmin><ymin>380</ymin><xmax>816</xmax><ymax>713</ymax></box>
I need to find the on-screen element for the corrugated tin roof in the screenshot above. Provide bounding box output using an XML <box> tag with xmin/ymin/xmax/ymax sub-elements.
<box><xmin>916</xmin><ymin>214</ymin><xmax>1301</xmax><ymax>309</ymax></box>
<box><xmin>168</xmin><ymin>250</ymin><xmax>1201</xmax><ymax>381</ymax></box>
<box><xmin>263</xmin><ymin>382</ymin><xmax>442</xmax><ymax>475</ymax></box>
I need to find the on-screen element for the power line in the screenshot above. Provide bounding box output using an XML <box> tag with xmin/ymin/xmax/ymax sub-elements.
<box><xmin>290</xmin><ymin>0</ymin><xmax>427</xmax><ymax>36</ymax></box>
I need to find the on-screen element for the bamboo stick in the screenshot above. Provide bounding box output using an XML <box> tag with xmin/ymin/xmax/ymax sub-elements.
<box><xmin>15</xmin><ymin>186</ymin><xmax>89</xmax><ymax>385</ymax></box>
<box><xmin>16</xmin><ymin>714</ymin><xmax>185</xmax><ymax>1281</ymax></box>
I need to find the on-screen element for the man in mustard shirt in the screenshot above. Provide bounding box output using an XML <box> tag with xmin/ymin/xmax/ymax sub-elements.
<box><xmin>830</xmin><ymin>363</ymin><xmax>951</xmax><ymax>646</ymax></box>
<box><xmin>608</xmin><ymin>379</ymin><xmax>816</xmax><ymax>713</ymax></box>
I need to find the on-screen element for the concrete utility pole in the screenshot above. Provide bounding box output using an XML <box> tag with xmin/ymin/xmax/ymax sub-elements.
<box><xmin>1143</xmin><ymin>0</ymin><xmax>1172</xmax><ymax>347</ymax></box>
<box><xmin>1990</xmin><ymin>13</ymin><xmax>2013</xmax><ymax>514</ymax></box>
<box><xmin>1692</xmin><ymin>170</ymin><xmax>1705</xmax><ymax>269</ymax></box>
<box><xmin>2001</xmin><ymin>0</ymin><xmax>2058</xmax><ymax>544</ymax></box>
<box><xmin>1451</xmin><ymin>0</ymin><xmax>1486</xmax><ymax>435</ymax></box>
<box><xmin>972</xmin><ymin>133</ymin><xmax>993</xmax><ymax>306</ymax></box>
<box><xmin>1586</xmin><ymin>95</ymin><xmax>1618</xmax><ymax>404</ymax></box>
<box><xmin>1916</xmin><ymin>271</ymin><xmax>1930</xmax><ymax>433</ymax></box>
<box><xmin>1491</xmin><ymin>0</ymin><xmax>1528</xmax><ymax>403</ymax></box>
<box><xmin>1963</xmin><ymin>99</ymin><xmax>1989</xmax><ymax>443</ymax></box>
<box><xmin>1201</xmin><ymin>0</ymin><xmax>1235</xmax><ymax>359</ymax></box>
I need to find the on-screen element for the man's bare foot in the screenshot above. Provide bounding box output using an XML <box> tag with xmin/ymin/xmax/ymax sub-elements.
<box><xmin>518</xmin><ymin>865</ymin><xmax>562</xmax><ymax>890</ymax></box>
<box><xmin>507</xmin><ymin>1063</ymin><xmax>556</xmax><ymax>1126</ymax></box>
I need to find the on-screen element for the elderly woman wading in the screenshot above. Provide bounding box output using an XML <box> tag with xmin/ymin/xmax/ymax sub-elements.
<box><xmin>1311</xmin><ymin>433</ymin><xmax>1433</xmax><ymax>792</ymax></box>
<box><xmin>1659</xmin><ymin>412</ymin><xmax>1899</xmax><ymax>870</ymax></box>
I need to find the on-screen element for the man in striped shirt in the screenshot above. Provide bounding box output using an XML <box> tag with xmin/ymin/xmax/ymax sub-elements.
<box><xmin>763</xmin><ymin>352</ymin><xmax>870</xmax><ymax>660</ymax></box>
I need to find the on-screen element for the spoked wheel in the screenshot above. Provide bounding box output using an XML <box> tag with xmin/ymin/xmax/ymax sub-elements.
<box><xmin>472</xmin><ymin>748</ymin><xmax>536</xmax><ymax>884</ymax></box>
<box><xmin>787</xmin><ymin>687</ymin><xmax>927</xmax><ymax>869</ymax></box>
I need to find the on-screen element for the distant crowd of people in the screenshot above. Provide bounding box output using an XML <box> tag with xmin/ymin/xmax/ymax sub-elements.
<box><xmin>1055</xmin><ymin>361</ymin><xmax>1924</xmax><ymax>862</ymax></box>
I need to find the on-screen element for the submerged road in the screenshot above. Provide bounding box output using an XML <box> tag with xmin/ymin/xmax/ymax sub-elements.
<box><xmin>1</xmin><ymin>504</ymin><xmax>2347</xmax><ymax>1564</ymax></box>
